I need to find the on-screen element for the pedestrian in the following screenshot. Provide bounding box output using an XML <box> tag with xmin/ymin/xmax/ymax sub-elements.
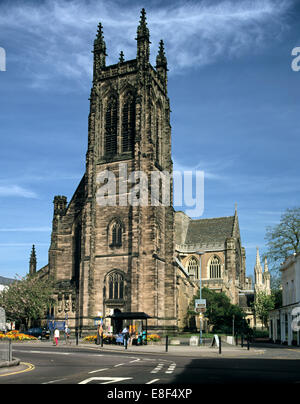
<box><xmin>65</xmin><ymin>326</ymin><xmax>70</xmax><ymax>344</ymax></box>
<box><xmin>54</xmin><ymin>328</ymin><xmax>60</xmax><ymax>346</ymax></box>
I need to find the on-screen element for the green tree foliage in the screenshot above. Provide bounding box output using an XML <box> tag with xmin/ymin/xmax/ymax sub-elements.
<box><xmin>252</xmin><ymin>291</ymin><xmax>275</xmax><ymax>329</ymax></box>
<box><xmin>265</xmin><ymin>207</ymin><xmax>300</xmax><ymax>273</ymax></box>
<box><xmin>0</xmin><ymin>274</ymin><xmax>55</xmax><ymax>329</ymax></box>
<box><xmin>191</xmin><ymin>288</ymin><xmax>249</xmax><ymax>334</ymax></box>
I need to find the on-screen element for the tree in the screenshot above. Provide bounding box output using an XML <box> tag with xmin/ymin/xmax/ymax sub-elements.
<box><xmin>265</xmin><ymin>207</ymin><xmax>300</xmax><ymax>275</ymax></box>
<box><xmin>190</xmin><ymin>288</ymin><xmax>249</xmax><ymax>334</ymax></box>
<box><xmin>252</xmin><ymin>291</ymin><xmax>275</xmax><ymax>329</ymax></box>
<box><xmin>0</xmin><ymin>274</ymin><xmax>55</xmax><ymax>329</ymax></box>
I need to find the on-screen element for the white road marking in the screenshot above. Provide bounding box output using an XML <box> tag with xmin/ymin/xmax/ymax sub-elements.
<box><xmin>88</xmin><ymin>368</ymin><xmax>109</xmax><ymax>374</ymax></box>
<box><xmin>42</xmin><ymin>378</ymin><xmax>67</xmax><ymax>384</ymax></box>
<box><xmin>151</xmin><ymin>363</ymin><xmax>164</xmax><ymax>374</ymax></box>
<box><xmin>146</xmin><ymin>379</ymin><xmax>160</xmax><ymax>384</ymax></box>
<box><xmin>79</xmin><ymin>377</ymin><xmax>133</xmax><ymax>384</ymax></box>
<box><xmin>129</xmin><ymin>359</ymin><xmax>140</xmax><ymax>363</ymax></box>
<box><xmin>114</xmin><ymin>363</ymin><xmax>125</xmax><ymax>367</ymax></box>
<box><xmin>165</xmin><ymin>363</ymin><xmax>176</xmax><ymax>374</ymax></box>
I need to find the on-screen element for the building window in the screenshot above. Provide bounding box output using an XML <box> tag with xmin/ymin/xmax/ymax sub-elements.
<box><xmin>187</xmin><ymin>256</ymin><xmax>199</xmax><ymax>280</ymax></box>
<box><xmin>122</xmin><ymin>96</ymin><xmax>135</xmax><ymax>153</ymax></box>
<box><xmin>105</xmin><ymin>98</ymin><xmax>118</xmax><ymax>156</ymax></box>
<box><xmin>110</xmin><ymin>221</ymin><xmax>122</xmax><ymax>247</ymax></box>
<box><xmin>209</xmin><ymin>256</ymin><xmax>221</xmax><ymax>279</ymax></box>
<box><xmin>108</xmin><ymin>272</ymin><xmax>124</xmax><ymax>300</ymax></box>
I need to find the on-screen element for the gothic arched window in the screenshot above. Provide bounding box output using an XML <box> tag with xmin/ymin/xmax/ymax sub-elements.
<box><xmin>187</xmin><ymin>256</ymin><xmax>199</xmax><ymax>280</ymax></box>
<box><xmin>108</xmin><ymin>272</ymin><xmax>124</xmax><ymax>300</ymax></box>
<box><xmin>209</xmin><ymin>256</ymin><xmax>221</xmax><ymax>279</ymax></box>
<box><xmin>108</xmin><ymin>219</ymin><xmax>123</xmax><ymax>248</ymax></box>
<box><xmin>111</xmin><ymin>222</ymin><xmax>122</xmax><ymax>247</ymax></box>
<box><xmin>122</xmin><ymin>95</ymin><xmax>135</xmax><ymax>153</ymax></box>
<box><xmin>105</xmin><ymin>98</ymin><xmax>118</xmax><ymax>156</ymax></box>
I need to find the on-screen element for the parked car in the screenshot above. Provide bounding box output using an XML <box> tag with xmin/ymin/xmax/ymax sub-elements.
<box><xmin>24</xmin><ymin>327</ymin><xmax>50</xmax><ymax>340</ymax></box>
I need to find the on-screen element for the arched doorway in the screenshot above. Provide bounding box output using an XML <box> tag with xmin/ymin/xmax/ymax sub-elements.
<box><xmin>112</xmin><ymin>308</ymin><xmax>122</xmax><ymax>333</ymax></box>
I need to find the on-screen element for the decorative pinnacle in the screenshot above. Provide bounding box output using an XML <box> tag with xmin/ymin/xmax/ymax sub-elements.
<box><xmin>156</xmin><ymin>39</ymin><xmax>167</xmax><ymax>68</ymax></box>
<box><xmin>30</xmin><ymin>244</ymin><xmax>36</xmax><ymax>262</ymax></box>
<box><xmin>94</xmin><ymin>22</ymin><xmax>107</xmax><ymax>54</ymax></box>
<box><xmin>137</xmin><ymin>8</ymin><xmax>149</xmax><ymax>39</ymax></box>
<box><xmin>264</xmin><ymin>256</ymin><xmax>269</xmax><ymax>272</ymax></box>
<box><xmin>119</xmin><ymin>51</ymin><xmax>125</xmax><ymax>63</ymax></box>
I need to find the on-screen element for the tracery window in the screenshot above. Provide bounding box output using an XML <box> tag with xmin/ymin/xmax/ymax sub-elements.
<box><xmin>187</xmin><ymin>256</ymin><xmax>199</xmax><ymax>280</ymax></box>
<box><xmin>122</xmin><ymin>95</ymin><xmax>135</xmax><ymax>153</ymax></box>
<box><xmin>111</xmin><ymin>221</ymin><xmax>122</xmax><ymax>247</ymax></box>
<box><xmin>209</xmin><ymin>256</ymin><xmax>221</xmax><ymax>279</ymax></box>
<box><xmin>108</xmin><ymin>272</ymin><xmax>124</xmax><ymax>300</ymax></box>
<box><xmin>105</xmin><ymin>98</ymin><xmax>118</xmax><ymax>156</ymax></box>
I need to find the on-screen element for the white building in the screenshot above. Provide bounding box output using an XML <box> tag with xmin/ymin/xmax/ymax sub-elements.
<box><xmin>269</xmin><ymin>253</ymin><xmax>300</xmax><ymax>346</ymax></box>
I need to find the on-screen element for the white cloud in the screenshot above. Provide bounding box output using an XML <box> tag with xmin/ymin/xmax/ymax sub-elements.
<box><xmin>0</xmin><ymin>185</ymin><xmax>37</xmax><ymax>198</ymax></box>
<box><xmin>0</xmin><ymin>227</ymin><xmax>51</xmax><ymax>232</ymax></box>
<box><xmin>0</xmin><ymin>0</ymin><xmax>293</xmax><ymax>88</ymax></box>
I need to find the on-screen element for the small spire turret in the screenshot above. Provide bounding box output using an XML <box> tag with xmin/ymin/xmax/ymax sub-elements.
<box><xmin>119</xmin><ymin>51</ymin><xmax>125</xmax><ymax>64</ymax></box>
<box><xmin>136</xmin><ymin>8</ymin><xmax>150</xmax><ymax>69</ymax></box>
<box><xmin>29</xmin><ymin>244</ymin><xmax>37</xmax><ymax>275</ymax></box>
<box><xmin>93</xmin><ymin>22</ymin><xmax>107</xmax><ymax>78</ymax></box>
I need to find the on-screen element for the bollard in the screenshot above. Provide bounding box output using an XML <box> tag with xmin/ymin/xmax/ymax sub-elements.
<box><xmin>247</xmin><ymin>338</ymin><xmax>250</xmax><ymax>351</ymax></box>
<box><xmin>241</xmin><ymin>334</ymin><xmax>244</xmax><ymax>348</ymax></box>
<box><xmin>124</xmin><ymin>335</ymin><xmax>128</xmax><ymax>350</ymax></box>
<box><xmin>75</xmin><ymin>328</ymin><xmax>79</xmax><ymax>346</ymax></box>
<box><xmin>165</xmin><ymin>335</ymin><xmax>168</xmax><ymax>352</ymax></box>
<box><xmin>219</xmin><ymin>336</ymin><xmax>222</xmax><ymax>354</ymax></box>
<box><xmin>101</xmin><ymin>332</ymin><xmax>103</xmax><ymax>347</ymax></box>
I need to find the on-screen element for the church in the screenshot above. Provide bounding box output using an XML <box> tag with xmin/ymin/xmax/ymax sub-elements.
<box><xmin>30</xmin><ymin>10</ymin><xmax>257</xmax><ymax>334</ymax></box>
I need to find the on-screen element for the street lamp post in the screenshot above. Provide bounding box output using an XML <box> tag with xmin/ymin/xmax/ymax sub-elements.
<box><xmin>196</xmin><ymin>252</ymin><xmax>204</xmax><ymax>345</ymax></box>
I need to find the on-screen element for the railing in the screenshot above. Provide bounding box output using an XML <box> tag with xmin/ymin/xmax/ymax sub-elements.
<box><xmin>0</xmin><ymin>340</ymin><xmax>12</xmax><ymax>362</ymax></box>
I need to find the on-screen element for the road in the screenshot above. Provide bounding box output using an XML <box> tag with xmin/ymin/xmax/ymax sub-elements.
<box><xmin>1</xmin><ymin>343</ymin><xmax>300</xmax><ymax>386</ymax></box>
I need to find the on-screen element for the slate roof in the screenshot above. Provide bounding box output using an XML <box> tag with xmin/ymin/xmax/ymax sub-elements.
<box><xmin>183</xmin><ymin>216</ymin><xmax>235</xmax><ymax>245</ymax></box>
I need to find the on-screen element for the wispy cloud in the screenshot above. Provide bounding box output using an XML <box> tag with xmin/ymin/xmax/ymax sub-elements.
<box><xmin>0</xmin><ymin>185</ymin><xmax>37</xmax><ymax>198</ymax></box>
<box><xmin>0</xmin><ymin>0</ymin><xmax>293</xmax><ymax>88</ymax></box>
<box><xmin>0</xmin><ymin>227</ymin><xmax>51</xmax><ymax>232</ymax></box>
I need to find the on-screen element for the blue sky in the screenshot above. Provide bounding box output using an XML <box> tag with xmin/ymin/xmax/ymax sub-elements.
<box><xmin>0</xmin><ymin>0</ymin><xmax>299</xmax><ymax>280</ymax></box>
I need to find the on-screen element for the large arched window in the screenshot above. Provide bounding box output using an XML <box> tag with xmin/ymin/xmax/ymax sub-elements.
<box><xmin>107</xmin><ymin>272</ymin><xmax>124</xmax><ymax>300</ymax></box>
<box><xmin>187</xmin><ymin>256</ymin><xmax>199</xmax><ymax>280</ymax></box>
<box><xmin>105</xmin><ymin>98</ymin><xmax>118</xmax><ymax>156</ymax></box>
<box><xmin>209</xmin><ymin>256</ymin><xmax>221</xmax><ymax>279</ymax></box>
<box><xmin>122</xmin><ymin>95</ymin><xmax>135</xmax><ymax>153</ymax></box>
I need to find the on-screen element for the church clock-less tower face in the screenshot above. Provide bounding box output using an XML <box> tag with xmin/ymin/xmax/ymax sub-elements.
<box><xmin>47</xmin><ymin>10</ymin><xmax>176</xmax><ymax>332</ymax></box>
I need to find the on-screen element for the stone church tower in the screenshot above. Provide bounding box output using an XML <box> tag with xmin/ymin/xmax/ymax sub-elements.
<box><xmin>45</xmin><ymin>10</ymin><xmax>176</xmax><ymax>333</ymax></box>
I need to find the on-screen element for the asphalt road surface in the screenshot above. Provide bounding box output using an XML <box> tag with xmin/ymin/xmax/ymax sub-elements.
<box><xmin>1</xmin><ymin>343</ymin><xmax>300</xmax><ymax>386</ymax></box>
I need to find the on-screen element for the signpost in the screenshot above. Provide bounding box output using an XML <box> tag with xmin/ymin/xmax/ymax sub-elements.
<box><xmin>0</xmin><ymin>307</ymin><xmax>6</xmax><ymax>332</ymax></box>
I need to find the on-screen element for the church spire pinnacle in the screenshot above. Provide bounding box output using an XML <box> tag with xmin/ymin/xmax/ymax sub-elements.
<box><xmin>119</xmin><ymin>50</ymin><xmax>125</xmax><ymax>64</ymax></box>
<box><xmin>93</xmin><ymin>22</ymin><xmax>107</xmax><ymax>78</ymax></box>
<box><xmin>137</xmin><ymin>8</ymin><xmax>149</xmax><ymax>39</ymax></box>
<box><xmin>29</xmin><ymin>244</ymin><xmax>37</xmax><ymax>275</ymax></box>
<box><xmin>136</xmin><ymin>8</ymin><xmax>150</xmax><ymax>68</ymax></box>
<box><xmin>156</xmin><ymin>39</ymin><xmax>167</xmax><ymax>68</ymax></box>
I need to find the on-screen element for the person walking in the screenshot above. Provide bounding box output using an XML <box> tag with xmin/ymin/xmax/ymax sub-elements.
<box><xmin>64</xmin><ymin>326</ymin><xmax>70</xmax><ymax>345</ymax></box>
<box><xmin>54</xmin><ymin>328</ymin><xmax>60</xmax><ymax>346</ymax></box>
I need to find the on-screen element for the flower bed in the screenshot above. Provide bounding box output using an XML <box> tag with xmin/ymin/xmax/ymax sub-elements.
<box><xmin>147</xmin><ymin>334</ymin><xmax>161</xmax><ymax>342</ymax></box>
<box><xmin>0</xmin><ymin>330</ymin><xmax>37</xmax><ymax>341</ymax></box>
<box><xmin>83</xmin><ymin>334</ymin><xmax>116</xmax><ymax>344</ymax></box>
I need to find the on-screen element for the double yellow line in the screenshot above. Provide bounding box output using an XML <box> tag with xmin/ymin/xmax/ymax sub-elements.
<box><xmin>0</xmin><ymin>362</ymin><xmax>35</xmax><ymax>377</ymax></box>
